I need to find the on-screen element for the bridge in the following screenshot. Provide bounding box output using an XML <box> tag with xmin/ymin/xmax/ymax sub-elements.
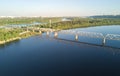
<box><xmin>59</xmin><ymin>30</ymin><xmax>120</xmax><ymax>45</ymax></box>
<box><xmin>20</xmin><ymin>27</ymin><xmax>120</xmax><ymax>47</ymax></box>
<box><xmin>21</xmin><ymin>27</ymin><xmax>58</xmax><ymax>34</ymax></box>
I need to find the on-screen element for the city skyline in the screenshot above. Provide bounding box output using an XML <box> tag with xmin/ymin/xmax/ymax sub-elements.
<box><xmin>0</xmin><ymin>0</ymin><xmax>120</xmax><ymax>16</ymax></box>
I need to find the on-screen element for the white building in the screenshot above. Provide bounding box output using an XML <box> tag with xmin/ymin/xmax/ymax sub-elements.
<box><xmin>62</xmin><ymin>18</ymin><xmax>72</xmax><ymax>21</ymax></box>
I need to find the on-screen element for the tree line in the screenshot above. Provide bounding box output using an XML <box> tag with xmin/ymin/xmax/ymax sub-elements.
<box><xmin>0</xmin><ymin>29</ymin><xmax>23</xmax><ymax>41</ymax></box>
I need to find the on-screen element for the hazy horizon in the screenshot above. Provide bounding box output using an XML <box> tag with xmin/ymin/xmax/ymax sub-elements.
<box><xmin>0</xmin><ymin>0</ymin><xmax>120</xmax><ymax>16</ymax></box>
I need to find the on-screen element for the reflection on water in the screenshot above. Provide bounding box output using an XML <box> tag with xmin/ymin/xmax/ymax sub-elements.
<box><xmin>0</xmin><ymin>25</ymin><xmax>120</xmax><ymax>76</ymax></box>
<box><xmin>58</xmin><ymin>25</ymin><xmax>120</xmax><ymax>48</ymax></box>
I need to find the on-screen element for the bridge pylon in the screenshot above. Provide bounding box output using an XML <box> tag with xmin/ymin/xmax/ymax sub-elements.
<box><xmin>46</xmin><ymin>31</ymin><xmax>50</xmax><ymax>36</ymax></box>
<box><xmin>39</xmin><ymin>30</ymin><xmax>42</xmax><ymax>34</ymax></box>
<box><xmin>102</xmin><ymin>37</ymin><xmax>106</xmax><ymax>46</ymax></box>
<box><xmin>75</xmin><ymin>34</ymin><xmax>79</xmax><ymax>41</ymax></box>
<box><xmin>54</xmin><ymin>32</ymin><xmax>58</xmax><ymax>38</ymax></box>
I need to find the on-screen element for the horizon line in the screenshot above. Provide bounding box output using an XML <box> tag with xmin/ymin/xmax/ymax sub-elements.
<box><xmin>0</xmin><ymin>14</ymin><xmax>120</xmax><ymax>18</ymax></box>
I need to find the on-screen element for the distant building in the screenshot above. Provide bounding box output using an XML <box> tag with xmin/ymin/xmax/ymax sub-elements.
<box><xmin>62</xmin><ymin>18</ymin><xmax>72</xmax><ymax>21</ymax></box>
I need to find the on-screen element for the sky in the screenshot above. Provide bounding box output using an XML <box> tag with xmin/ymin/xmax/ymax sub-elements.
<box><xmin>0</xmin><ymin>0</ymin><xmax>120</xmax><ymax>16</ymax></box>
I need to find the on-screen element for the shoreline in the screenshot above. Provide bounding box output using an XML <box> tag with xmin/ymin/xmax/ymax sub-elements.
<box><xmin>0</xmin><ymin>31</ymin><xmax>43</xmax><ymax>45</ymax></box>
<box><xmin>0</xmin><ymin>24</ymin><xmax>119</xmax><ymax>45</ymax></box>
<box><xmin>0</xmin><ymin>37</ymin><xmax>21</xmax><ymax>45</ymax></box>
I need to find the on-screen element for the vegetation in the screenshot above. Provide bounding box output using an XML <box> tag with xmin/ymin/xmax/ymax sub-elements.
<box><xmin>0</xmin><ymin>17</ymin><xmax>62</xmax><ymax>26</ymax></box>
<box><xmin>50</xmin><ymin>18</ymin><xmax>120</xmax><ymax>29</ymax></box>
<box><xmin>0</xmin><ymin>29</ymin><xmax>23</xmax><ymax>41</ymax></box>
<box><xmin>0</xmin><ymin>16</ymin><xmax>120</xmax><ymax>44</ymax></box>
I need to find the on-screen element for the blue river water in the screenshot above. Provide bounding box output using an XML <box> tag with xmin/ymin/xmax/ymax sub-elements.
<box><xmin>0</xmin><ymin>25</ymin><xmax>120</xmax><ymax>76</ymax></box>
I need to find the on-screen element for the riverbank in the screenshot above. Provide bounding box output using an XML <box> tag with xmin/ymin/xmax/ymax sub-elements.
<box><xmin>0</xmin><ymin>37</ymin><xmax>21</xmax><ymax>45</ymax></box>
<box><xmin>0</xmin><ymin>31</ymin><xmax>42</xmax><ymax>45</ymax></box>
<box><xmin>0</xmin><ymin>27</ymin><xmax>60</xmax><ymax>45</ymax></box>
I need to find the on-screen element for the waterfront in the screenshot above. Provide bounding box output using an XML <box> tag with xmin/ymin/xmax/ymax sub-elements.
<box><xmin>0</xmin><ymin>25</ymin><xmax>120</xmax><ymax>76</ymax></box>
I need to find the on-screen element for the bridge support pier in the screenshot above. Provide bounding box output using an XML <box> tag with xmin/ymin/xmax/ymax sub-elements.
<box><xmin>32</xmin><ymin>29</ymin><xmax>35</xmax><ymax>32</ymax></box>
<box><xmin>75</xmin><ymin>34</ymin><xmax>78</xmax><ymax>40</ymax></box>
<box><xmin>27</xmin><ymin>29</ymin><xmax>28</xmax><ymax>32</ymax></box>
<box><xmin>39</xmin><ymin>30</ymin><xmax>42</xmax><ymax>34</ymax></box>
<box><xmin>46</xmin><ymin>31</ymin><xmax>50</xmax><ymax>36</ymax></box>
<box><xmin>102</xmin><ymin>37</ymin><xmax>106</xmax><ymax>46</ymax></box>
<box><xmin>54</xmin><ymin>32</ymin><xmax>58</xmax><ymax>38</ymax></box>
<box><xmin>26</xmin><ymin>27</ymin><xmax>29</xmax><ymax>32</ymax></box>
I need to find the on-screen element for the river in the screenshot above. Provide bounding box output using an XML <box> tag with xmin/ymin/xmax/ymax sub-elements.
<box><xmin>0</xmin><ymin>25</ymin><xmax>120</xmax><ymax>76</ymax></box>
